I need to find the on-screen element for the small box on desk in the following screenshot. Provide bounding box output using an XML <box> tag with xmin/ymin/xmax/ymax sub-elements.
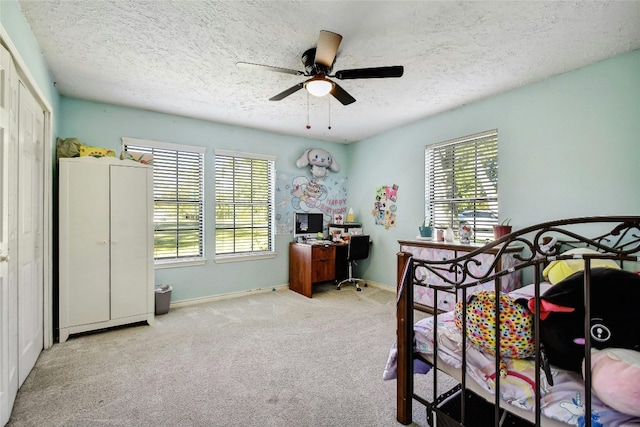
<box><xmin>329</xmin><ymin>223</ymin><xmax>363</xmax><ymax>240</ymax></box>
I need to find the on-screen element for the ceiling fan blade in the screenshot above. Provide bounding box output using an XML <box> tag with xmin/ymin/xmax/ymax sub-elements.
<box><xmin>314</xmin><ymin>30</ymin><xmax>342</xmax><ymax>68</ymax></box>
<box><xmin>330</xmin><ymin>81</ymin><xmax>356</xmax><ymax>105</ymax></box>
<box><xmin>334</xmin><ymin>65</ymin><xmax>404</xmax><ymax>80</ymax></box>
<box><xmin>236</xmin><ymin>62</ymin><xmax>303</xmax><ymax>76</ymax></box>
<box><xmin>269</xmin><ymin>83</ymin><xmax>304</xmax><ymax>101</ymax></box>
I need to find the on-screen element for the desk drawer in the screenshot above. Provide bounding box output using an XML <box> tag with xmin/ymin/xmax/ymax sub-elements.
<box><xmin>312</xmin><ymin>258</ymin><xmax>335</xmax><ymax>282</ymax></box>
<box><xmin>312</xmin><ymin>245</ymin><xmax>335</xmax><ymax>282</ymax></box>
<box><xmin>312</xmin><ymin>245</ymin><xmax>335</xmax><ymax>260</ymax></box>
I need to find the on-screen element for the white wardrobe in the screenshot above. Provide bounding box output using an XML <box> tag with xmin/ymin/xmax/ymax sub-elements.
<box><xmin>58</xmin><ymin>157</ymin><xmax>154</xmax><ymax>343</ymax></box>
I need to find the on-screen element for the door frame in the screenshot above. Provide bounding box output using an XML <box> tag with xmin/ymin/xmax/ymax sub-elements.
<box><xmin>1</xmin><ymin>26</ymin><xmax>54</xmax><ymax>350</ymax></box>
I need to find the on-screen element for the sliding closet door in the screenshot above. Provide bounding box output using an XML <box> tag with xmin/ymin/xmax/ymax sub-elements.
<box><xmin>0</xmin><ymin>34</ymin><xmax>50</xmax><ymax>424</ymax></box>
<box><xmin>17</xmin><ymin>82</ymin><xmax>44</xmax><ymax>386</ymax></box>
<box><xmin>0</xmin><ymin>42</ymin><xmax>17</xmax><ymax>427</ymax></box>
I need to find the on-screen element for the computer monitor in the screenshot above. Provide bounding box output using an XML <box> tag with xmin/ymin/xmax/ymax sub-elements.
<box><xmin>294</xmin><ymin>212</ymin><xmax>325</xmax><ymax>240</ymax></box>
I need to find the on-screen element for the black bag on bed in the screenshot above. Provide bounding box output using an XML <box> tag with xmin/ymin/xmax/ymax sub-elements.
<box><xmin>532</xmin><ymin>268</ymin><xmax>640</xmax><ymax>372</ymax></box>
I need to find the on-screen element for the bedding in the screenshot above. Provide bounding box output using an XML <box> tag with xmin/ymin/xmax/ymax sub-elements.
<box><xmin>384</xmin><ymin>283</ymin><xmax>640</xmax><ymax>427</ymax></box>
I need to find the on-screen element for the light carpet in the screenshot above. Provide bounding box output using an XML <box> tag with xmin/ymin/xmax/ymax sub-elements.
<box><xmin>8</xmin><ymin>283</ymin><xmax>444</xmax><ymax>427</ymax></box>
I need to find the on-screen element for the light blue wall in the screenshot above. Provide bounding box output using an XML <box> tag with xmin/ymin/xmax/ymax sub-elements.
<box><xmin>59</xmin><ymin>98</ymin><xmax>350</xmax><ymax>301</ymax></box>
<box><xmin>7</xmin><ymin>0</ymin><xmax>639</xmax><ymax>300</ymax></box>
<box><xmin>1</xmin><ymin>0</ymin><xmax>60</xmax><ymax>137</ymax></box>
<box><xmin>347</xmin><ymin>50</ymin><xmax>640</xmax><ymax>290</ymax></box>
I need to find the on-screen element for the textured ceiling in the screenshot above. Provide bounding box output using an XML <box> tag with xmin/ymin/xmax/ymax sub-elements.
<box><xmin>18</xmin><ymin>1</ymin><xmax>640</xmax><ymax>144</ymax></box>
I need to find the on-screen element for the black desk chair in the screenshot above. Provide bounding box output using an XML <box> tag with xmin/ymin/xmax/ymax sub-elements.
<box><xmin>337</xmin><ymin>235</ymin><xmax>370</xmax><ymax>291</ymax></box>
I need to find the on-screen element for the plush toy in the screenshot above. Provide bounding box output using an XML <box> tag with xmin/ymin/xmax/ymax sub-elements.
<box><xmin>528</xmin><ymin>268</ymin><xmax>640</xmax><ymax>373</ymax></box>
<box><xmin>296</xmin><ymin>148</ymin><xmax>340</xmax><ymax>178</ymax></box>
<box><xmin>542</xmin><ymin>247</ymin><xmax>621</xmax><ymax>285</ymax></box>
<box><xmin>585</xmin><ymin>348</ymin><xmax>640</xmax><ymax>417</ymax></box>
<box><xmin>455</xmin><ymin>290</ymin><xmax>535</xmax><ymax>376</ymax></box>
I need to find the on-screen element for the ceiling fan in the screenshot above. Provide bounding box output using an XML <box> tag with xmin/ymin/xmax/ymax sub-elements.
<box><xmin>236</xmin><ymin>30</ymin><xmax>404</xmax><ymax>106</ymax></box>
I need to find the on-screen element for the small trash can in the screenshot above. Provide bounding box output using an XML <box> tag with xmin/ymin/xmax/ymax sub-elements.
<box><xmin>154</xmin><ymin>285</ymin><xmax>172</xmax><ymax>315</ymax></box>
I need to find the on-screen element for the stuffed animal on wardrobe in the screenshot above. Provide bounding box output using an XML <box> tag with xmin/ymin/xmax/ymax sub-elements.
<box><xmin>296</xmin><ymin>148</ymin><xmax>340</xmax><ymax>178</ymax></box>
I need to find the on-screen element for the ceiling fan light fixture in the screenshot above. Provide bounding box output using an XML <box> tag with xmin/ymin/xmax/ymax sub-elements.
<box><xmin>238</xmin><ymin>31</ymin><xmax>403</xmax><ymax>105</ymax></box>
<box><xmin>305</xmin><ymin>78</ymin><xmax>333</xmax><ymax>97</ymax></box>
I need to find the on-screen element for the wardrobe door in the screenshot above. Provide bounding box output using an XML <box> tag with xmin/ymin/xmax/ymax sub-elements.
<box><xmin>109</xmin><ymin>164</ymin><xmax>151</xmax><ymax>320</ymax></box>
<box><xmin>59</xmin><ymin>160</ymin><xmax>110</xmax><ymax>328</ymax></box>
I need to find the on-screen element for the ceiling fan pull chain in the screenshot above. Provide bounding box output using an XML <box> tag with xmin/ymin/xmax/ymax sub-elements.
<box><xmin>306</xmin><ymin>91</ymin><xmax>311</xmax><ymax>129</ymax></box>
<box><xmin>328</xmin><ymin>97</ymin><xmax>332</xmax><ymax>130</ymax></box>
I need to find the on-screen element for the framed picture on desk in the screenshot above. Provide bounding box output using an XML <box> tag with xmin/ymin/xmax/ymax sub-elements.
<box><xmin>333</xmin><ymin>214</ymin><xmax>344</xmax><ymax>224</ymax></box>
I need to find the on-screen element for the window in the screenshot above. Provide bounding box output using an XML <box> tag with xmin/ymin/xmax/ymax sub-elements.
<box><xmin>425</xmin><ymin>129</ymin><xmax>498</xmax><ymax>242</ymax></box>
<box><xmin>214</xmin><ymin>149</ymin><xmax>275</xmax><ymax>260</ymax></box>
<box><xmin>122</xmin><ymin>137</ymin><xmax>205</xmax><ymax>266</ymax></box>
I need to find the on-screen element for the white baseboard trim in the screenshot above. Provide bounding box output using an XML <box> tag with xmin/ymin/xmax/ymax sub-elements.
<box><xmin>170</xmin><ymin>284</ymin><xmax>291</xmax><ymax>308</ymax></box>
<box><xmin>362</xmin><ymin>280</ymin><xmax>394</xmax><ymax>292</ymax></box>
<box><xmin>169</xmin><ymin>280</ymin><xmax>394</xmax><ymax>309</ymax></box>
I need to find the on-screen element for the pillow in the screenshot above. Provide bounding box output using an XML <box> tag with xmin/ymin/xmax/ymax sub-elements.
<box><xmin>542</xmin><ymin>247</ymin><xmax>620</xmax><ymax>284</ymax></box>
<box><xmin>585</xmin><ymin>348</ymin><xmax>640</xmax><ymax>417</ymax></box>
<box><xmin>79</xmin><ymin>145</ymin><xmax>116</xmax><ymax>158</ymax></box>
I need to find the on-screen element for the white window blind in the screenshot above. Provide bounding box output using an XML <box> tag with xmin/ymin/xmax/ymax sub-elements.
<box><xmin>123</xmin><ymin>137</ymin><xmax>205</xmax><ymax>262</ymax></box>
<box><xmin>425</xmin><ymin>129</ymin><xmax>498</xmax><ymax>242</ymax></box>
<box><xmin>214</xmin><ymin>149</ymin><xmax>275</xmax><ymax>257</ymax></box>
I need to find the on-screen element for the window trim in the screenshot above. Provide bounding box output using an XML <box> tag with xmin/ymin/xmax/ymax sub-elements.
<box><xmin>122</xmin><ymin>137</ymin><xmax>206</xmax><ymax>267</ymax></box>
<box><xmin>425</xmin><ymin>129</ymin><xmax>499</xmax><ymax>243</ymax></box>
<box><xmin>214</xmin><ymin>149</ymin><xmax>276</xmax><ymax>263</ymax></box>
<box><xmin>123</xmin><ymin>137</ymin><xmax>207</xmax><ymax>155</ymax></box>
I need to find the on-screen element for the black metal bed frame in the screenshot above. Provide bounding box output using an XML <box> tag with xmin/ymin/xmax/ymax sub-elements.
<box><xmin>395</xmin><ymin>216</ymin><xmax>640</xmax><ymax>427</ymax></box>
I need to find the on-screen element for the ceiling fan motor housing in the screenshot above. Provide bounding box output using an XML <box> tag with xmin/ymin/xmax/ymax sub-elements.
<box><xmin>302</xmin><ymin>48</ymin><xmax>332</xmax><ymax>75</ymax></box>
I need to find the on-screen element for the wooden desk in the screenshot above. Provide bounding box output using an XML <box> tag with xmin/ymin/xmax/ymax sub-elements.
<box><xmin>289</xmin><ymin>242</ymin><xmax>348</xmax><ymax>298</ymax></box>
